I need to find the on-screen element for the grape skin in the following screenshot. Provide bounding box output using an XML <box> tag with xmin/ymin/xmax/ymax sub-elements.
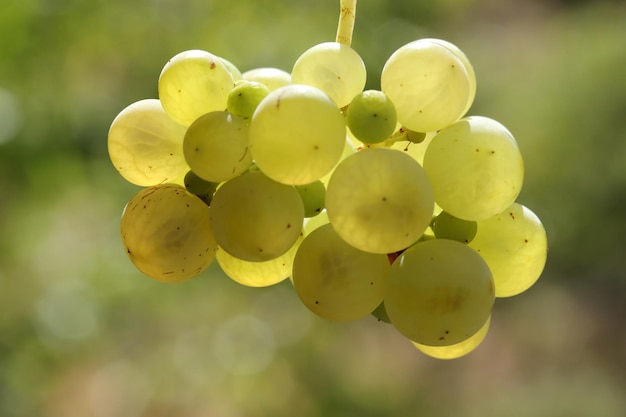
<box><xmin>120</xmin><ymin>184</ymin><xmax>218</xmax><ymax>283</ymax></box>
<box><xmin>209</xmin><ymin>171</ymin><xmax>305</xmax><ymax>262</ymax></box>
<box><xmin>292</xmin><ymin>223</ymin><xmax>389</xmax><ymax>322</ymax></box>
<box><xmin>108</xmin><ymin>99</ymin><xmax>188</xmax><ymax>187</ymax></box>
<box><xmin>326</xmin><ymin>147</ymin><xmax>434</xmax><ymax>254</ymax></box>
<box><xmin>384</xmin><ymin>239</ymin><xmax>495</xmax><ymax>346</ymax></box>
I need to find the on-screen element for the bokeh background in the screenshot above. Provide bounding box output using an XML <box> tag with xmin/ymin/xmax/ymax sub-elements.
<box><xmin>1</xmin><ymin>0</ymin><xmax>625</xmax><ymax>416</ymax></box>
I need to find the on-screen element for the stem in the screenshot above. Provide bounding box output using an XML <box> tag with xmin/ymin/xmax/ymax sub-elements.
<box><xmin>336</xmin><ymin>0</ymin><xmax>357</xmax><ymax>46</ymax></box>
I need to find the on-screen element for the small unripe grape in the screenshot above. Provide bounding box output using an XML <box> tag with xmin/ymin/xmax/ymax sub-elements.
<box><xmin>346</xmin><ymin>90</ymin><xmax>397</xmax><ymax>144</ymax></box>
<box><xmin>227</xmin><ymin>81</ymin><xmax>270</xmax><ymax>120</ymax></box>
<box><xmin>183</xmin><ymin>170</ymin><xmax>218</xmax><ymax>205</ymax></box>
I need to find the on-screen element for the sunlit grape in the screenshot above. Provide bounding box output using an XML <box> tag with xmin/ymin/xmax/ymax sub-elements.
<box><xmin>242</xmin><ymin>67</ymin><xmax>291</xmax><ymax>92</ymax></box>
<box><xmin>326</xmin><ymin>147</ymin><xmax>434</xmax><ymax>254</ymax></box>
<box><xmin>413</xmin><ymin>316</ymin><xmax>491</xmax><ymax>359</ymax></box>
<box><xmin>108</xmin><ymin>99</ymin><xmax>188</xmax><ymax>187</ymax></box>
<box><xmin>346</xmin><ymin>90</ymin><xmax>397</xmax><ymax>144</ymax></box>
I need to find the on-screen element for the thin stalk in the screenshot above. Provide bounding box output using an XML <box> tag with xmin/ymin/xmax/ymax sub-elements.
<box><xmin>336</xmin><ymin>0</ymin><xmax>357</xmax><ymax>46</ymax></box>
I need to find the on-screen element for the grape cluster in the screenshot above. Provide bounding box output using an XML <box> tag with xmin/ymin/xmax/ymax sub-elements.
<box><xmin>108</xmin><ymin>37</ymin><xmax>547</xmax><ymax>359</ymax></box>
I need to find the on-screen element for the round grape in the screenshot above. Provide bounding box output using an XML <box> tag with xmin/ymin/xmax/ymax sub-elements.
<box><xmin>227</xmin><ymin>81</ymin><xmax>270</xmax><ymax>120</ymax></box>
<box><xmin>346</xmin><ymin>90</ymin><xmax>397</xmax><ymax>144</ymax></box>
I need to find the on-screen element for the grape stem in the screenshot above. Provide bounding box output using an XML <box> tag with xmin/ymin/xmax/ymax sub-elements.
<box><xmin>336</xmin><ymin>0</ymin><xmax>357</xmax><ymax>46</ymax></box>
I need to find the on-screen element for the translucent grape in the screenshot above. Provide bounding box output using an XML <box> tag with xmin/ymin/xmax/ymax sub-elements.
<box><xmin>120</xmin><ymin>184</ymin><xmax>218</xmax><ymax>283</ymax></box>
<box><xmin>432</xmin><ymin>211</ymin><xmax>478</xmax><ymax>243</ymax></box>
<box><xmin>249</xmin><ymin>84</ymin><xmax>346</xmax><ymax>185</ymax></box>
<box><xmin>209</xmin><ymin>171</ymin><xmax>304</xmax><ymax>262</ymax></box>
<box><xmin>384</xmin><ymin>239</ymin><xmax>495</xmax><ymax>346</ymax></box>
<box><xmin>413</xmin><ymin>316</ymin><xmax>491</xmax><ymax>359</ymax></box>
<box><xmin>158</xmin><ymin>50</ymin><xmax>234</xmax><ymax>126</ymax></box>
<box><xmin>219</xmin><ymin>57</ymin><xmax>243</xmax><ymax>82</ymax></box>
<box><xmin>295</xmin><ymin>180</ymin><xmax>326</xmax><ymax>218</ymax></box>
<box><xmin>216</xmin><ymin>232</ymin><xmax>304</xmax><ymax>287</ymax></box>
<box><xmin>319</xmin><ymin>137</ymin><xmax>357</xmax><ymax>186</ymax></box>
<box><xmin>469</xmin><ymin>202</ymin><xmax>548</xmax><ymax>297</ymax></box>
<box><xmin>346</xmin><ymin>90</ymin><xmax>397</xmax><ymax>144</ymax></box>
<box><xmin>326</xmin><ymin>147</ymin><xmax>434</xmax><ymax>254</ymax></box>
<box><xmin>107</xmin><ymin>99</ymin><xmax>188</xmax><ymax>186</ymax></box>
<box><xmin>227</xmin><ymin>80</ymin><xmax>270</xmax><ymax>120</ymax></box>
<box><xmin>291</xmin><ymin>41</ymin><xmax>366</xmax><ymax>108</ymax></box>
<box><xmin>292</xmin><ymin>223</ymin><xmax>389</xmax><ymax>322</ymax></box>
<box><xmin>423</xmin><ymin>116</ymin><xmax>524</xmax><ymax>221</ymax></box>
<box><xmin>242</xmin><ymin>67</ymin><xmax>291</xmax><ymax>92</ymax></box>
<box><xmin>423</xmin><ymin>38</ymin><xmax>477</xmax><ymax>116</ymax></box>
<box><xmin>303</xmin><ymin>209</ymin><xmax>329</xmax><ymax>235</ymax></box>
<box><xmin>183</xmin><ymin>111</ymin><xmax>252</xmax><ymax>183</ymax></box>
<box><xmin>381</xmin><ymin>39</ymin><xmax>471</xmax><ymax>133</ymax></box>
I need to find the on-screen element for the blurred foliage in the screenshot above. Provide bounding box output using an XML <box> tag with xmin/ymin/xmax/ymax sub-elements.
<box><xmin>1</xmin><ymin>0</ymin><xmax>626</xmax><ymax>416</ymax></box>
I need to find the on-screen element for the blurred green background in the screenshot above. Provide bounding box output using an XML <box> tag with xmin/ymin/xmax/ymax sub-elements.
<box><xmin>1</xmin><ymin>0</ymin><xmax>625</xmax><ymax>416</ymax></box>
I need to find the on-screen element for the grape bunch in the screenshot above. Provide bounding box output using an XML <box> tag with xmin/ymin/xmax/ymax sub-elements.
<box><xmin>108</xmin><ymin>24</ymin><xmax>547</xmax><ymax>359</ymax></box>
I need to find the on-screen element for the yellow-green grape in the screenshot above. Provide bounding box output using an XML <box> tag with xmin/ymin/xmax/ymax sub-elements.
<box><xmin>120</xmin><ymin>184</ymin><xmax>218</xmax><ymax>283</ymax></box>
<box><xmin>423</xmin><ymin>116</ymin><xmax>524</xmax><ymax>221</ymax></box>
<box><xmin>381</xmin><ymin>39</ymin><xmax>471</xmax><ymax>133</ymax></box>
<box><xmin>292</xmin><ymin>223</ymin><xmax>389</xmax><ymax>322</ymax></box>
<box><xmin>469</xmin><ymin>202</ymin><xmax>548</xmax><ymax>297</ymax></box>
<box><xmin>432</xmin><ymin>211</ymin><xmax>478</xmax><ymax>244</ymax></box>
<box><xmin>158</xmin><ymin>50</ymin><xmax>234</xmax><ymax>126</ymax></box>
<box><xmin>216</xmin><ymin>232</ymin><xmax>304</xmax><ymax>287</ymax></box>
<box><xmin>183</xmin><ymin>111</ymin><xmax>251</xmax><ymax>183</ymax></box>
<box><xmin>107</xmin><ymin>99</ymin><xmax>188</xmax><ymax>186</ymax></box>
<box><xmin>346</xmin><ymin>90</ymin><xmax>397</xmax><ymax>144</ymax></box>
<box><xmin>291</xmin><ymin>42</ymin><xmax>366</xmax><ymax>108</ymax></box>
<box><xmin>326</xmin><ymin>147</ymin><xmax>434</xmax><ymax>254</ymax></box>
<box><xmin>242</xmin><ymin>67</ymin><xmax>291</xmax><ymax>92</ymax></box>
<box><xmin>384</xmin><ymin>239</ymin><xmax>495</xmax><ymax>346</ymax></box>
<box><xmin>209</xmin><ymin>171</ymin><xmax>304</xmax><ymax>262</ymax></box>
<box><xmin>227</xmin><ymin>80</ymin><xmax>270</xmax><ymax>121</ymax></box>
<box><xmin>295</xmin><ymin>180</ymin><xmax>326</xmax><ymax>218</ymax></box>
<box><xmin>423</xmin><ymin>38</ymin><xmax>476</xmax><ymax>116</ymax></box>
<box><xmin>219</xmin><ymin>57</ymin><xmax>243</xmax><ymax>82</ymax></box>
<box><xmin>249</xmin><ymin>84</ymin><xmax>346</xmax><ymax>185</ymax></box>
<box><xmin>183</xmin><ymin>170</ymin><xmax>218</xmax><ymax>205</ymax></box>
<box><xmin>413</xmin><ymin>316</ymin><xmax>491</xmax><ymax>360</ymax></box>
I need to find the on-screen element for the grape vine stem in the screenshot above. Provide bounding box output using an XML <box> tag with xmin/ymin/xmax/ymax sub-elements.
<box><xmin>336</xmin><ymin>0</ymin><xmax>357</xmax><ymax>46</ymax></box>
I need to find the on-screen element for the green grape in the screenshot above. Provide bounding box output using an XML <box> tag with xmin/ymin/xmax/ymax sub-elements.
<box><xmin>158</xmin><ymin>50</ymin><xmax>234</xmax><ymax>126</ymax></box>
<box><xmin>183</xmin><ymin>170</ymin><xmax>218</xmax><ymax>205</ymax></box>
<box><xmin>413</xmin><ymin>316</ymin><xmax>491</xmax><ymax>359</ymax></box>
<box><xmin>422</xmin><ymin>38</ymin><xmax>476</xmax><ymax>116</ymax></box>
<box><xmin>423</xmin><ymin>116</ymin><xmax>524</xmax><ymax>221</ymax></box>
<box><xmin>381</xmin><ymin>39</ymin><xmax>471</xmax><ymax>133</ymax></box>
<box><xmin>295</xmin><ymin>180</ymin><xmax>326</xmax><ymax>218</ymax></box>
<box><xmin>249</xmin><ymin>84</ymin><xmax>346</xmax><ymax>185</ymax></box>
<box><xmin>291</xmin><ymin>41</ymin><xmax>366</xmax><ymax>108</ymax></box>
<box><xmin>384</xmin><ymin>239</ymin><xmax>495</xmax><ymax>346</ymax></box>
<box><xmin>326</xmin><ymin>147</ymin><xmax>434</xmax><ymax>254</ymax></box>
<box><xmin>346</xmin><ymin>90</ymin><xmax>397</xmax><ymax>144</ymax></box>
<box><xmin>292</xmin><ymin>223</ymin><xmax>389</xmax><ymax>322</ymax></box>
<box><xmin>432</xmin><ymin>211</ymin><xmax>478</xmax><ymax>243</ymax></box>
<box><xmin>242</xmin><ymin>67</ymin><xmax>291</xmax><ymax>92</ymax></box>
<box><xmin>468</xmin><ymin>202</ymin><xmax>548</xmax><ymax>297</ymax></box>
<box><xmin>120</xmin><ymin>184</ymin><xmax>218</xmax><ymax>283</ymax></box>
<box><xmin>107</xmin><ymin>99</ymin><xmax>188</xmax><ymax>187</ymax></box>
<box><xmin>209</xmin><ymin>171</ymin><xmax>305</xmax><ymax>262</ymax></box>
<box><xmin>216</xmin><ymin>232</ymin><xmax>304</xmax><ymax>287</ymax></box>
<box><xmin>227</xmin><ymin>81</ymin><xmax>270</xmax><ymax>120</ymax></box>
<box><xmin>183</xmin><ymin>111</ymin><xmax>252</xmax><ymax>183</ymax></box>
